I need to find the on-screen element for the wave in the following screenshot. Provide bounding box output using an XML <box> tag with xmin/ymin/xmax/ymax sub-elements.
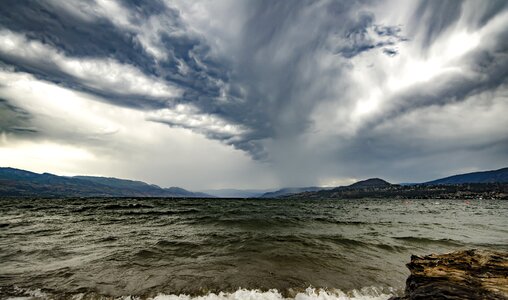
<box><xmin>5</xmin><ymin>287</ymin><xmax>395</xmax><ymax>300</ymax></box>
<box><xmin>151</xmin><ymin>288</ymin><xmax>394</xmax><ymax>300</ymax></box>
<box><xmin>103</xmin><ymin>203</ymin><xmax>155</xmax><ymax>210</ymax></box>
<box><xmin>4</xmin><ymin>286</ymin><xmax>47</xmax><ymax>300</ymax></box>
<box><xmin>123</xmin><ymin>209</ymin><xmax>200</xmax><ymax>216</ymax></box>
<box><xmin>392</xmin><ymin>236</ymin><xmax>463</xmax><ymax>246</ymax></box>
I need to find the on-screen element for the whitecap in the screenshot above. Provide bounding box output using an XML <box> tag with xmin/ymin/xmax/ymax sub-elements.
<box><xmin>150</xmin><ymin>287</ymin><xmax>394</xmax><ymax>300</ymax></box>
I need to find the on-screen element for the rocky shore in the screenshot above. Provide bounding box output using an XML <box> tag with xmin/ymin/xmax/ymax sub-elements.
<box><xmin>391</xmin><ymin>249</ymin><xmax>508</xmax><ymax>299</ymax></box>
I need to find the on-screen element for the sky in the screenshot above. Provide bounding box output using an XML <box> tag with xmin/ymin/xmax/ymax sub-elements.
<box><xmin>0</xmin><ymin>0</ymin><xmax>507</xmax><ymax>190</ymax></box>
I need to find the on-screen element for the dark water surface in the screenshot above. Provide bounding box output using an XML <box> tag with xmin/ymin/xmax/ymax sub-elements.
<box><xmin>0</xmin><ymin>198</ymin><xmax>507</xmax><ymax>299</ymax></box>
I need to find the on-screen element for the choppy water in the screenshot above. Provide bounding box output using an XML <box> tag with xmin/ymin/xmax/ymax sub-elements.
<box><xmin>0</xmin><ymin>198</ymin><xmax>507</xmax><ymax>300</ymax></box>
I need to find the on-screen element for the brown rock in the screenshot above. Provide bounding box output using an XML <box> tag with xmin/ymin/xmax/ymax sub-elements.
<box><xmin>391</xmin><ymin>249</ymin><xmax>508</xmax><ymax>300</ymax></box>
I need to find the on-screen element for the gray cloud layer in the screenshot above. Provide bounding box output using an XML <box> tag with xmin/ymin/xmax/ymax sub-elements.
<box><xmin>0</xmin><ymin>0</ymin><xmax>507</xmax><ymax>187</ymax></box>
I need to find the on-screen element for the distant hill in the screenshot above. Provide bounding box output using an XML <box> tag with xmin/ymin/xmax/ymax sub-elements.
<box><xmin>279</xmin><ymin>178</ymin><xmax>392</xmax><ymax>199</ymax></box>
<box><xmin>344</xmin><ymin>178</ymin><xmax>391</xmax><ymax>189</ymax></box>
<box><xmin>425</xmin><ymin>167</ymin><xmax>508</xmax><ymax>185</ymax></box>
<box><xmin>264</xmin><ymin>178</ymin><xmax>393</xmax><ymax>198</ymax></box>
<box><xmin>200</xmin><ymin>188</ymin><xmax>272</xmax><ymax>198</ymax></box>
<box><xmin>0</xmin><ymin>167</ymin><xmax>211</xmax><ymax>197</ymax></box>
<box><xmin>281</xmin><ymin>169</ymin><xmax>508</xmax><ymax>199</ymax></box>
<box><xmin>261</xmin><ymin>186</ymin><xmax>328</xmax><ymax>198</ymax></box>
<box><xmin>282</xmin><ymin>168</ymin><xmax>508</xmax><ymax>199</ymax></box>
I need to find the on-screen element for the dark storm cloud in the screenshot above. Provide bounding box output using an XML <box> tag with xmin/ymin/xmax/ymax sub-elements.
<box><xmin>0</xmin><ymin>0</ymin><xmax>138</xmax><ymax>60</ymax></box>
<box><xmin>323</xmin><ymin>1</ymin><xmax>508</xmax><ymax>182</ymax></box>
<box><xmin>337</xmin><ymin>13</ymin><xmax>407</xmax><ymax>58</ymax></box>
<box><xmin>227</xmin><ymin>0</ymin><xmax>507</xmax><ymax>184</ymax></box>
<box><xmin>125</xmin><ymin>0</ymin><xmax>401</xmax><ymax>159</ymax></box>
<box><xmin>0</xmin><ymin>0</ymin><xmax>227</xmax><ymax>111</ymax></box>
<box><xmin>119</xmin><ymin>0</ymin><xmax>168</xmax><ymax>17</ymax></box>
<box><xmin>1</xmin><ymin>0</ymin><xmax>507</xmax><ymax>186</ymax></box>
<box><xmin>382</xmin><ymin>48</ymin><xmax>398</xmax><ymax>57</ymax></box>
<box><xmin>0</xmin><ymin>98</ymin><xmax>37</xmax><ymax>136</ymax></box>
<box><xmin>0</xmin><ymin>0</ymin><xmax>411</xmax><ymax>159</ymax></box>
<box><xmin>366</xmin><ymin>19</ymin><xmax>508</xmax><ymax>129</ymax></box>
<box><xmin>185</xmin><ymin>0</ymin><xmax>409</xmax><ymax>157</ymax></box>
<box><xmin>0</xmin><ymin>1</ymin><xmax>165</xmax><ymax>109</ymax></box>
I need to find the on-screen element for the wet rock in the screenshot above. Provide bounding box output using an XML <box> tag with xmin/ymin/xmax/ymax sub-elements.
<box><xmin>391</xmin><ymin>249</ymin><xmax>508</xmax><ymax>300</ymax></box>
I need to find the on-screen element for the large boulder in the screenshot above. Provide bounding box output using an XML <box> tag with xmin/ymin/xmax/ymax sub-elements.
<box><xmin>391</xmin><ymin>249</ymin><xmax>508</xmax><ymax>299</ymax></box>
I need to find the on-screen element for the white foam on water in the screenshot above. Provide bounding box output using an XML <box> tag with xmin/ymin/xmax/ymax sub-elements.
<box><xmin>150</xmin><ymin>287</ymin><xmax>394</xmax><ymax>300</ymax></box>
<box><xmin>4</xmin><ymin>286</ymin><xmax>396</xmax><ymax>300</ymax></box>
<box><xmin>5</xmin><ymin>287</ymin><xmax>49</xmax><ymax>300</ymax></box>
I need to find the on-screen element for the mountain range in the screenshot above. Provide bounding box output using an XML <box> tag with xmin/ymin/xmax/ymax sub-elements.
<box><xmin>0</xmin><ymin>167</ymin><xmax>210</xmax><ymax>197</ymax></box>
<box><xmin>198</xmin><ymin>188</ymin><xmax>272</xmax><ymax>198</ymax></box>
<box><xmin>260</xmin><ymin>168</ymin><xmax>508</xmax><ymax>198</ymax></box>
<box><xmin>260</xmin><ymin>186</ymin><xmax>331</xmax><ymax>198</ymax></box>
<box><xmin>424</xmin><ymin>167</ymin><xmax>508</xmax><ymax>185</ymax></box>
<box><xmin>0</xmin><ymin>166</ymin><xmax>507</xmax><ymax>198</ymax></box>
<box><xmin>284</xmin><ymin>178</ymin><xmax>395</xmax><ymax>199</ymax></box>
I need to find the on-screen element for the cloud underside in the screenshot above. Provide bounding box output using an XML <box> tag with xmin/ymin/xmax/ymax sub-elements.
<box><xmin>0</xmin><ymin>0</ymin><xmax>507</xmax><ymax>187</ymax></box>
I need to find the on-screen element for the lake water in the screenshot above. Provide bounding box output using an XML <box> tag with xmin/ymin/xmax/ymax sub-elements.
<box><xmin>0</xmin><ymin>197</ymin><xmax>506</xmax><ymax>299</ymax></box>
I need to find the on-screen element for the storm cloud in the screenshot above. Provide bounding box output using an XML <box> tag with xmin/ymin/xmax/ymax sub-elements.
<box><xmin>0</xmin><ymin>0</ymin><xmax>507</xmax><ymax>188</ymax></box>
